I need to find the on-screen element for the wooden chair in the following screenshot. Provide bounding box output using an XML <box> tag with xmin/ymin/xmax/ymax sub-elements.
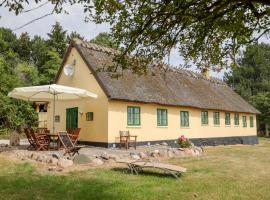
<box><xmin>119</xmin><ymin>131</ymin><xmax>137</xmax><ymax>150</ymax></box>
<box><xmin>29</xmin><ymin>128</ymin><xmax>50</xmax><ymax>151</ymax></box>
<box><xmin>24</xmin><ymin>128</ymin><xmax>36</xmax><ymax>150</ymax></box>
<box><xmin>58</xmin><ymin>131</ymin><xmax>84</xmax><ymax>157</ymax></box>
<box><xmin>119</xmin><ymin>131</ymin><xmax>129</xmax><ymax>149</ymax></box>
<box><xmin>67</xmin><ymin>128</ymin><xmax>81</xmax><ymax>144</ymax></box>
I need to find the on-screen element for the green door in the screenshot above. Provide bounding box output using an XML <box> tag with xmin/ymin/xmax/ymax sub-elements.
<box><xmin>66</xmin><ymin>107</ymin><xmax>78</xmax><ymax>129</ymax></box>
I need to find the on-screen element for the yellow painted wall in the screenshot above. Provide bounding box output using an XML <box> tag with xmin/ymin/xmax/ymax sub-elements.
<box><xmin>47</xmin><ymin>47</ymin><xmax>109</xmax><ymax>142</ymax></box>
<box><xmin>108</xmin><ymin>101</ymin><xmax>257</xmax><ymax>143</ymax></box>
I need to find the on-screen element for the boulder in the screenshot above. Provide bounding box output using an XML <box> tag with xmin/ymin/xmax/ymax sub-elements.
<box><xmin>31</xmin><ymin>153</ymin><xmax>39</xmax><ymax>160</ymax></box>
<box><xmin>184</xmin><ymin>148</ymin><xmax>195</xmax><ymax>156</ymax></box>
<box><xmin>109</xmin><ymin>154</ymin><xmax>120</xmax><ymax>161</ymax></box>
<box><xmin>57</xmin><ymin>158</ymin><xmax>73</xmax><ymax>168</ymax></box>
<box><xmin>158</xmin><ymin>149</ymin><xmax>168</xmax><ymax>158</ymax></box>
<box><xmin>100</xmin><ymin>152</ymin><xmax>110</xmax><ymax>160</ymax></box>
<box><xmin>139</xmin><ymin>152</ymin><xmax>147</xmax><ymax>159</ymax></box>
<box><xmin>73</xmin><ymin>154</ymin><xmax>92</xmax><ymax>165</ymax></box>
<box><xmin>130</xmin><ymin>153</ymin><xmax>140</xmax><ymax>160</ymax></box>
<box><xmin>167</xmin><ymin>150</ymin><xmax>174</xmax><ymax>158</ymax></box>
<box><xmin>91</xmin><ymin>158</ymin><xmax>104</xmax><ymax>166</ymax></box>
<box><xmin>48</xmin><ymin>157</ymin><xmax>58</xmax><ymax>166</ymax></box>
<box><xmin>9</xmin><ymin>131</ymin><xmax>20</xmax><ymax>146</ymax></box>
<box><xmin>161</xmin><ymin>142</ymin><xmax>168</xmax><ymax>146</ymax></box>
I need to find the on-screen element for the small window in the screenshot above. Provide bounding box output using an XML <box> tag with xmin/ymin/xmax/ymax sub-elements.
<box><xmin>213</xmin><ymin>112</ymin><xmax>220</xmax><ymax>125</ymax></box>
<box><xmin>225</xmin><ymin>112</ymin><xmax>231</xmax><ymax>125</ymax></box>
<box><xmin>201</xmin><ymin>111</ymin><xmax>208</xmax><ymax>125</ymax></box>
<box><xmin>86</xmin><ymin>112</ymin><xmax>94</xmax><ymax>121</ymax></box>
<box><xmin>250</xmin><ymin>116</ymin><xmax>254</xmax><ymax>127</ymax></box>
<box><xmin>234</xmin><ymin>113</ymin><xmax>239</xmax><ymax>126</ymax></box>
<box><xmin>242</xmin><ymin>116</ymin><xmax>247</xmax><ymax>127</ymax></box>
<box><xmin>157</xmin><ymin>109</ymin><xmax>168</xmax><ymax>126</ymax></box>
<box><xmin>55</xmin><ymin>115</ymin><xmax>60</xmax><ymax>123</ymax></box>
<box><xmin>127</xmin><ymin>106</ymin><xmax>140</xmax><ymax>126</ymax></box>
<box><xmin>180</xmin><ymin>111</ymin><xmax>189</xmax><ymax>127</ymax></box>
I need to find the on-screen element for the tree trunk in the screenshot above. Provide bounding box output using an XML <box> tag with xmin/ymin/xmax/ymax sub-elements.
<box><xmin>265</xmin><ymin>123</ymin><xmax>269</xmax><ymax>137</ymax></box>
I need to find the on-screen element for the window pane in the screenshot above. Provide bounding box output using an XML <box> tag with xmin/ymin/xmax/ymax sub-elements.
<box><xmin>234</xmin><ymin>113</ymin><xmax>239</xmax><ymax>125</ymax></box>
<box><xmin>213</xmin><ymin>112</ymin><xmax>220</xmax><ymax>125</ymax></box>
<box><xmin>225</xmin><ymin>113</ymin><xmax>230</xmax><ymax>125</ymax></box>
<box><xmin>127</xmin><ymin>106</ymin><xmax>140</xmax><ymax>125</ymax></box>
<box><xmin>250</xmin><ymin>116</ymin><xmax>254</xmax><ymax>127</ymax></box>
<box><xmin>242</xmin><ymin>116</ymin><xmax>247</xmax><ymax>127</ymax></box>
<box><xmin>181</xmin><ymin>111</ymin><xmax>189</xmax><ymax>127</ymax></box>
<box><xmin>201</xmin><ymin>111</ymin><xmax>208</xmax><ymax>125</ymax></box>
<box><xmin>157</xmin><ymin>109</ymin><xmax>168</xmax><ymax>126</ymax></box>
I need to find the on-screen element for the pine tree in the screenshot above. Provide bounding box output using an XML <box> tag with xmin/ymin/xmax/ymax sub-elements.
<box><xmin>47</xmin><ymin>22</ymin><xmax>67</xmax><ymax>57</ymax></box>
<box><xmin>224</xmin><ymin>43</ymin><xmax>270</xmax><ymax>136</ymax></box>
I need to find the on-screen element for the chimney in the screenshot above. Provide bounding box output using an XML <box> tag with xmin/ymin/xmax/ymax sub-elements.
<box><xmin>201</xmin><ymin>68</ymin><xmax>210</xmax><ymax>78</ymax></box>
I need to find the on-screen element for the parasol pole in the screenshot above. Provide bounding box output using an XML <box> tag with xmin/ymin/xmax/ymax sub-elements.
<box><xmin>53</xmin><ymin>93</ymin><xmax>56</xmax><ymax>134</ymax></box>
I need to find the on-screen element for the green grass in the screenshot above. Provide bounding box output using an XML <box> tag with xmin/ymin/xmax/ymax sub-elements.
<box><xmin>0</xmin><ymin>138</ymin><xmax>270</xmax><ymax>200</ymax></box>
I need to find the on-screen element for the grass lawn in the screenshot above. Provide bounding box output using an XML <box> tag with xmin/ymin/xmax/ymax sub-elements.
<box><xmin>0</xmin><ymin>138</ymin><xmax>270</xmax><ymax>200</ymax></box>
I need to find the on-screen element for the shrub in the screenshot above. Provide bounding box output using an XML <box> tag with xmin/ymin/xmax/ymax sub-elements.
<box><xmin>178</xmin><ymin>135</ymin><xmax>192</xmax><ymax>148</ymax></box>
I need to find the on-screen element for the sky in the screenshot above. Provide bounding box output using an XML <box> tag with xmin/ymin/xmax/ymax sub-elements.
<box><xmin>1</xmin><ymin>2</ymin><xmax>268</xmax><ymax>79</ymax></box>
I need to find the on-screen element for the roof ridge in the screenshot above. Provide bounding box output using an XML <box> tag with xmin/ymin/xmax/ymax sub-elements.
<box><xmin>152</xmin><ymin>64</ymin><xmax>225</xmax><ymax>85</ymax></box>
<box><xmin>73</xmin><ymin>38</ymin><xmax>119</xmax><ymax>55</ymax></box>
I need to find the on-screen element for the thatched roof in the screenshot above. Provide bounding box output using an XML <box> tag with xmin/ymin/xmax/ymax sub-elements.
<box><xmin>56</xmin><ymin>39</ymin><xmax>260</xmax><ymax>114</ymax></box>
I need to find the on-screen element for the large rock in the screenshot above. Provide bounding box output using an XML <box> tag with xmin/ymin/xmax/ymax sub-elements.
<box><xmin>184</xmin><ymin>148</ymin><xmax>196</xmax><ymax>156</ymax></box>
<box><xmin>159</xmin><ymin>149</ymin><xmax>168</xmax><ymax>158</ymax></box>
<box><xmin>167</xmin><ymin>150</ymin><xmax>174</xmax><ymax>158</ymax></box>
<box><xmin>130</xmin><ymin>153</ymin><xmax>140</xmax><ymax>160</ymax></box>
<box><xmin>91</xmin><ymin>158</ymin><xmax>104</xmax><ymax>166</ymax></box>
<box><xmin>109</xmin><ymin>154</ymin><xmax>120</xmax><ymax>161</ymax></box>
<box><xmin>73</xmin><ymin>154</ymin><xmax>92</xmax><ymax>164</ymax></box>
<box><xmin>48</xmin><ymin>157</ymin><xmax>58</xmax><ymax>165</ymax></box>
<box><xmin>139</xmin><ymin>152</ymin><xmax>148</xmax><ymax>159</ymax></box>
<box><xmin>9</xmin><ymin>131</ymin><xmax>20</xmax><ymax>146</ymax></box>
<box><xmin>100</xmin><ymin>152</ymin><xmax>110</xmax><ymax>160</ymax></box>
<box><xmin>57</xmin><ymin>158</ymin><xmax>73</xmax><ymax>168</ymax></box>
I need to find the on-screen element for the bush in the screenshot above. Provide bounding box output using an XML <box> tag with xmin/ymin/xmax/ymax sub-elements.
<box><xmin>0</xmin><ymin>93</ymin><xmax>38</xmax><ymax>134</ymax></box>
<box><xmin>178</xmin><ymin>135</ymin><xmax>192</xmax><ymax>148</ymax></box>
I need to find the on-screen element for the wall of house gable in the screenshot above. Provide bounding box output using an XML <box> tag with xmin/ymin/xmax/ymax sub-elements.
<box><xmin>47</xmin><ymin>47</ymin><xmax>109</xmax><ymax>143</ymax></box>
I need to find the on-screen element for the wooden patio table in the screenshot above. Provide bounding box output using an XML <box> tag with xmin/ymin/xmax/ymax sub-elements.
<box><xmin>46</xmin><ymin>133</ymin><xmax>60</xmax><ymax>150</ymax></box>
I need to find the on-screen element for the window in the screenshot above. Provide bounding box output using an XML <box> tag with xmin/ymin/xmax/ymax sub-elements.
<box><xmin>201</xmin><ymin>111</ymin><xmax>208</xmax><ymax>125</ymax></box>
<box><xmin>225</xmin><ymin>112</ymin><xmax>231</xmax><ymax>125</ymax></box>
<box><xmin>157</xmin><ymin>109</ymin><xmax>168</xmax><ymax>126</ymax></box>
<box><xmin>242</xmin><ymin>116</ymin><xmax>247</xmax><ymax>127</ymax></box>
<box><xmin>180</xmin><ymin>111</ymin><xmax>189</xmax><ymax>127</ymax></box>
<box><xmin>127</xmin><ymin>106</ymin><xmax>140</xmax><ymax>126</ymax></box>
<box><xmin>55</xmin><ymin>115</ymin><xmax>60</xmax><ymax>123</ymax></box>
<box><xmin>213</xmin><ymin>112</ymin><xmax>220</xmax><ymax>125</ymax></box>
<box><xmin>250</xmin><ymin>116</ymin><xmax>254</xmax><ymax>128</ymax></box>
<box><xmin>86</xmin><ymin>112</ymin><xmax>94</xmax><ymax>121</ymax></box>
<box><xmin>234</xmin><ymin>113</ymin><xmax>239</xmax><ymax>126</ymax></box>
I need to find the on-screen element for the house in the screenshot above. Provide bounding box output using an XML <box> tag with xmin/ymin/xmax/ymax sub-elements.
<box><xmin>34</xmin><ymin>102</ymin><xmax>48</xmax><ymax>128</ymax></box>
<box><xmin>47</xmin><ymin>39</ymin><xmax>260</xmax><ymax>147</ymax></box>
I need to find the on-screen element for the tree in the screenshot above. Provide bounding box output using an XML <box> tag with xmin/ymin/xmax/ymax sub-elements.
<box><xmin>90</xmin><ymin>32</ymin><xmax>117</xmax><ymax>49</ymax></box>
<box><xmin>224</xmin><ymin>43</ymin><xmax>270</xmax><ymax>136</ymax></box>
<box><xmin>47</xmin><ymin>22</ymin><xmax>67</xmax><ymax>57</ymax></box>
<box><xmin>17</xmin><ymin>32</ymin><xmax>31</xmax><ymax>62</ymax></box>
<box><xmin>67</xmin><ymin>31</ymin><xmax>84</xmax><ymax>44</ymax></box>
<box><xmin>2</xmin><ymin>1</ymin><xmax>270</xmax><ymax>73</ymax></box>
<box><xmin>0</xmin><ymin>54</ymin><xmax>37</xmax><ymax>134</ymax></box>
<box><xmin>39</xmin><ymin>49</ymin><xmax>62</xmax><ymax>84</ymax></box>
<box><xmin>30</xmin><ymin>36</ymin><xmax>49</xmax><ymax>69</ymax></box>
